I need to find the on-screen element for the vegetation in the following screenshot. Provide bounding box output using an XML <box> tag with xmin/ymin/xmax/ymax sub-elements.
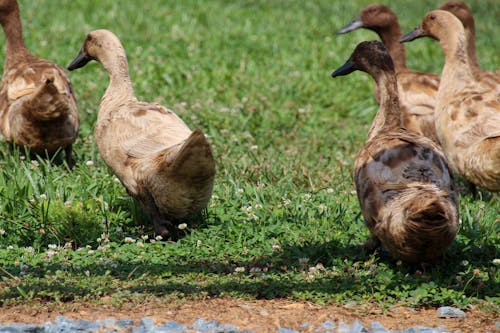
<box><xmin>0</xmin><ymin>0</ymin><xmax>498</xmax><ymax>310</ymax></box>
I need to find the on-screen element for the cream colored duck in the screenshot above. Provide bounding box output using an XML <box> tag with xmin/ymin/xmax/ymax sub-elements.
<box><xmin>439</xmin><ymin>1</ymin><xmax>499</xmax><ymax>92</ymax></box>
<box><xmin>401</xmin><ymin>10</ymin><xmax>500</xmax><ymax>192</ymax></box>
<box><xmin>332</xmin><ymin>41</ymin><xmax>459</xmax><ymax>263</ymax></box>
<box><xmin>0</xmin><ymin>0</ymin><xmax>79</xmax><ymax>166</ymax></box>
<box><xmin>67</xmin><ymin>29</ymin><xmax>216</xmax><ymax>237</ymax></box>
<box><xmin>338</xmin><ymin>4</ymin><xmax>440</xmax><ymax>144</ymax></box>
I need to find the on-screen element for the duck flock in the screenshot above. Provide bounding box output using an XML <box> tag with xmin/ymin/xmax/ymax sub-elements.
<box><xmin>0</xmin><ymin>0</ymin><xmax>498</xmax><ymax>265</ymax></box>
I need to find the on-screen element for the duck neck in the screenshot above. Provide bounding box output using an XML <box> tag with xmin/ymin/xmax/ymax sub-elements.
<box><xmin>464</xmin><ymin>22</ymin><xmax>479</xmax><ymax>70</ymax></box>
<box><xmin>99</xmin><ymin>51</ymin><xmax>136</xmax><ymax>111</ymax></box>
<box><xmin>0</xmin><ymin>6</ymin><xmax>31</xmax><ymax>68</ymax></box>
<box><xmin>374</xmin><ymin>24</ymin><xmax>407</xmax><ymax>72</ymax></box>
<box><xmin>438</xmin><ymin>29</ymin><xmax>473</xmax><ymax>96</ymax></box>
<box><xmin>367</xmin><ymin>70</ymin><xmax>402</xmax><ymax>140</ymax></box>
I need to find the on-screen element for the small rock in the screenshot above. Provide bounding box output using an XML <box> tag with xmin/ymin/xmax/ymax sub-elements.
<box><xmin>0</xmin><ymin>324</ymin><xmax>44</xmax><ymax>333</ymax></box>
<box><xmin>159</xmin><ymin>321</ymin><xmax>188</xmax><ymax>333</ymax></box>
<box><xmin>370</xmin><ymin>321</ymin><xmax>390</xmax><ymax>333</ymax></box>
<box><xmin>350</xmin><ymin>320</ymin><xmax>368</xmax><ymax>333</ymax></box>
<box><xmin>191</xmin><ymin>318</ymin><xmax>237</xmax><ymax>333</ymax></box>
<box><xmin>437</xmin><ymin>306</ymin><xmax>466</xmax><ymax>318</ymax></box>
<box><xmin>132</xmin><ymin>317</ymin><xmax>157</xmax><ymax>333</ymax></box>
<box><xmin>278</xmin><ymin>328</ymin><xmax>299</xmax><ymax>333</ymax></box>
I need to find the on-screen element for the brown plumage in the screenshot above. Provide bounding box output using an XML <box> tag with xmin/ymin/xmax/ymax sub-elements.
<box><xmin>67</xmin><ymin>29</ymin><xmax>216</xmax><ymax>237</ymax></box>
<box><xmin>332</xmin><ymin>41</ymin><xmax>460</xmax><ymax>263</ymax></box>
<box><xmin>439</xmin><ymin>1</ymin><xmax>499</xmax><ymax>92</ymax></box>
<box><xmin>401</xmin><ymin>10</ymin><xmax>500</xmax><ymax>192</ymax></box>
<box><xmin>338</xmin><ymin>4</ymin><xmax>440</xmax><ymax>144</ymax></box>
<box><xmin>0</xmin><ymin>0</ymin><xmax>79</xmax><ymax>166</ymax></box>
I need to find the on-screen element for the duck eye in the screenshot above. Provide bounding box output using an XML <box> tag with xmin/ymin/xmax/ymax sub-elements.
<box><xmin>430</xmin><ymin>14</ymin><xmax>436</xmax><ymax>20</ymax></box>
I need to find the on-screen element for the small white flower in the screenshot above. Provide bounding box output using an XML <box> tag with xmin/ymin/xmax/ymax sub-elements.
<box><xmin>141</xmin><ymin>235</ymin><xmax>149</xmax><ymax>240</ymax></box>
<box><xmin>0</xmin><ymin>229</ymin><xmax>5</xmax><ymax>235</ymax></box>
<box><xmin>493</xmin><ymin>259</ymin><xmax>500</xmax><ymax>266</ymax></box>
<box><xmin>124</xmin><ymin>237</ymin><xmax>135</xmax><ymax>243</ymax></box>
<box><xmin>461</xmin><ymin>260</ymin><xmax>469</xmax><ymax>266</ymax></box>
<box><xmin>20</xmin><ymin>155</ymin><xmax>26</xmax><ymax>160</ymax></box>
<box><xmin>326</xmin><ymin>188</ymin><xmax>334</xmax><ymax>194</ymax></box>
<box><xmin>234</xmin><ymin>266</ymin><xmax>245</xmax><ymax>273</ymax></box>
<box><xmin>64</xmin><ymin>200</ymin><xmax>72</xmax><ymax>207</ymax></box>
<box><xmin>46</xmin><ymin>250</ymin><xmax>56</xmax><ymax>257</ymax></box>
<box><xmin>299</xmin><ymin>258</ymin><xmax>309</xmax><ymax>266</ymax></box>
<box><xmin>86</xmin><ymin>160</ymin><xmax>94</xmax><ymax>166</ymax></box>
<box><xmin>178</xmin><ymin>223</ymin><xmax>187</xmax><ymax>230</ymax></box>
<box><xmin>272</xmin><ymin>244</ymin><xmax>281</xmax><ymax>250</ymax></box>
<box><xmin>155</xmin><ymin>235</ymin><xmax>163</xmax><ymax>241</ymax></box>
<box><xmin>87</xmin><ymin>250</ymin><xmax>95</xmax><ymax>255</ymax></box>
<box><xmin>31</xmin><ymin>160</ymin><xmax>39</xmax><ymax>167</ymax></box>
<box><xmin>254</xmin><ymin>203</ymin><xmax>263</xmax><ymax>209</ymax></box>
<box><xmin>283</xmin><ymin>199</ymin><xmax>291</xmax><ymax>206</ymax></box>
<box><xmin>150</xmin><ymin>239</ymin><xmax>156</xmax><ymax>244</ymax></box>
<box><xmin>237</xmin><ymin>189</ymin><xmax>244</xmax><ymax>194</ymax></box>
<box><xmin>113</xmin><ymin>177</ymin><xmax>121</xmax><ymax>183</ymax></box>
<box><xmin>196</xmin><ymin>240</ymin><xmax>202</xmax><ymax>247</ymax></box>
<box><xmin>24</xmin><ymin>247</ymin><xmax>35</xmax><ymax>254</ymax></box>
<box><xmin>250</xmin><ymin>145</ymin><xmax>258</xmax><ymax>150</ymax></box>
<box><xmin>39</xmin><ymin>194</ymin><xmax>47</xmax><ymax>200</ymax></box>
<box><xmin>136</xmin><ymin>242</ymin><xmax>144</xmax><ymax>248</ymax></box>
<box><xmin>7</xmin><ymin>245</ymin><xmax>14</xmax><ymax>250</ymax></box>
<box><xmin>48</xmin><ymin>244</ymin><xmax>58</xmax><ymax>250</ymax></box>
<box><xmin>245</xmin><ymin>206</ymin><xmax>253</xmax><ymax>212</ymax></box>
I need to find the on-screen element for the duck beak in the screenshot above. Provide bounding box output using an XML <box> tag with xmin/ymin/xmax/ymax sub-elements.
<box><xmin>331</xmin><ymin>57</ymin><xmax>356</xmax><ymax>78</ymax></box>
<box><xmin>400</xmin><ymin>25</ymin><xmax>424</xmax><ymax>43</ymax></box>
<box><xmin>337</xmin><ymin>16</ymin><xmax>363</xmax><ymax>34</ymax></box>
<box><xmin>67</xmin><ymin>48</ymin><xmax>94</xmax><ymax>71</ymax></box>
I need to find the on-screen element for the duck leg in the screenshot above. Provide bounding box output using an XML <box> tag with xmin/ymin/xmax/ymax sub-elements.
<box><xmin>64</xmin><ymin>145</ymin><xmax>75</xmax><ymax>169</ymax></box>
<box><xmin>364</xmin><ymin>235</ymin><xmax>381</xmax><ymax>254</ymax></box>
<box><xmin>140</xmin><ymin>191</ymin><xmax>172</xmax><ymax>238</ymax></box>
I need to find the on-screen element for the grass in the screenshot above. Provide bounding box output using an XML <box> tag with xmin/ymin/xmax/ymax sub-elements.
<box><xmin>0</xmin><ymin>0</ymin><xmax>498</xmax><ymax>311</ymax></box>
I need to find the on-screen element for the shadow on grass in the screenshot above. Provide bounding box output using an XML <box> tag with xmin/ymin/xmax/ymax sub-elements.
<box><xmin>1</xmin><ymin>238</ymin><xmax>498</xmax><ymax>304</ymax></box>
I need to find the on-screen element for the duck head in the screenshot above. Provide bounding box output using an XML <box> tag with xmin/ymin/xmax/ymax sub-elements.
<box><xmin>68</xmin><ymin>29</ymin><xmax>124</xmax><ymax>71</ymax></box>
<box><xmin>338</xmin><ymin>4</ymin><xmax>397</xmax><ymax>34</ymax></box>
<box><xmin>400</xmin><ymin>10</ymin><xmax>463</xmax><ymax>43</ymax></box>
<box><xmin>331</xmin><ymin>40</ymin><xmax>394</xmax><ymax>78</ymax></box>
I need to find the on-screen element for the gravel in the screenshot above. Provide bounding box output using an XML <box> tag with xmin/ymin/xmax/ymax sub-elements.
<box><xmin>0</xmin><ymin>313</ymin><xmax>475</xmax><ymax>333</ymax></box>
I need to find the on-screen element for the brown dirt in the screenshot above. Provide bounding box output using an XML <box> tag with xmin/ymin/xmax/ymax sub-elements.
<box><xmin>0</xmin><ymin>298</ymin><xmax>497</xmax><ymax>332</ymax></box>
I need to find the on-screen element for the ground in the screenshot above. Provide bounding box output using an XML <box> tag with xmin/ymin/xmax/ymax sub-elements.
<box><xmin>0</xmin><ymin>298</ymin><xmax>496</xmax><ymax>332</ymax></box>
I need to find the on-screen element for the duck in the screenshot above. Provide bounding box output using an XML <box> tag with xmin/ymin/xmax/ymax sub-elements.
<box><xmin>338</xmin><ymin>4</ymin><xmax>440</xmax><ymax>144</ymax></box>
<box><xmin>331</xmin><ymin>41</ymin><xmax>460</xmax><ymax>263</ymax></box>
<box><xmin>439</xmin><ymin>1</ymin><xmax>499</xmax><ymax>92</ymax></box>
<box><xmin>67</xmin><ymin>29</ymin><xmax>216</xmax><ymax>237</ymax></box>
<box><xmin>0</xmin><ymin>0</ymin><xmax>79</xmax><ymax>166</ymax></box>
<box><xmin>401</xmin><ymin>10</ymin><xmax>500</xmax><ymax>192</ymax></box>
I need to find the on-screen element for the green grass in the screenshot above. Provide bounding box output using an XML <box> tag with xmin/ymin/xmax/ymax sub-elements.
<box><xmin>0</xmin><ymin>0</ymin><xmax>498</xmax><ymax>310</ymax></box>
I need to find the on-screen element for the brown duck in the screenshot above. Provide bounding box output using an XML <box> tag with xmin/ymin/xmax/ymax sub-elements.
<box><xmin>67</xmin><ymin>29</ymin><xmax>216</xmax><ymax>237</ymax></box>
<box><xmin>338</xmin><ymin>4</ymin><xmax>440</xmax><ymax>144</ymax></box>
<box><xmin>0</xmin><ymin>0</ymin><xmax>79</xmax><ymax>166</ymax></box>
<box><xmin>401</xmin><ymin>10</ymin><xmax>500</xmax><ymax>192</ymax></box>
<box><xmin>332</xmin><ymin>41</ymin><xmax>460</xmax><ymax>263</ymax></box>
<box><xmin>439</xmin><ymin>1</ymin><xmax>499</xmax><ymax>92</ymax></box>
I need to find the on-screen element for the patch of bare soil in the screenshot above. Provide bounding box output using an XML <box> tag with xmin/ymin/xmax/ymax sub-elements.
<box><xmin>0</xmin><ymin>298</ymin><xmax>496</xmax><ymax>332</ymax></box>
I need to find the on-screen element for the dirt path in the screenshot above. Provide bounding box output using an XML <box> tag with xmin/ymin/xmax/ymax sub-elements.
<box><xmin>0</xmin><ymin>298</ymin><xmax>496</xmax><ymax>332</ymax></box>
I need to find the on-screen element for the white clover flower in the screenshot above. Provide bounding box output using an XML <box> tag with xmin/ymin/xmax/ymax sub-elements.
<box><xmin>25</xmin><ymin>247</ymin><xmax>35</xmax><ymax>254</ymax></box>
<box><xmin>136</xmin><ymin>242</ymin><xmax>144</xmax><ymax>248</ymax></box>
<box><xmin>283</xmin><ymin>199</ymin><xmax>291</xmax><ymax>206</ymax></box>
<box><xmin>150</xmin><ymin>239</ymin><xmax>156</xmax><ymax>244</ymax></box>
<box><xmin>237</xmin><ymin>189</ymin><xmax>244</xmax><ymax>194</ymax></box>
<box><xmin>272</xmin><ymin>244</ymin><xmax>281</xmax><ymax>250</ymax></box>
<box><xmin>0</xmin><ymin>229</ymin><xmax>5</xmax><ymax>235</ymax></box>
<box><xmin>48</xmin><ymin>244</ymin><xmax>58</xmax><ymax>250</ymax></box>
<box><xmin>234</xmin><ymin>266</ymin><xmax>245</xmax><ymax>273</ymax></box>
<box><xmin>7</xmin><ymin>245</ymin><xmax>14</xmax><ymax>250</ymax></box>
<box><xmin>493</xmin><ymin>259</ymin><xmax>500</xmax><ymax>266</ymax></box>
<box><xmin>39</xmin><ymin>194</ymin><xmax>47</xmax><ymax>200</ymax></box>
<box><xmin>64</xmin><ymin>200</ymin><xmax>72</xmax><ymax>207</ymax></box>
<box><xmin>326</xmin><ymin>188</ymin><xmax>334</xmax><ymax>194</ymax></box>
<box><xmin>245</xmin><ymin>206</ymin><xmax>253</xmax><ymax>212</ymax></box>
<box><xmin>196</xmin><ymin>240</ymin><xmax>202</xmax><ymax>247</ymax></box>
<box><xmin>155</xmin><ymin>235</ymin><xmax>163</xmax><ymax>241</ymax></box>
<box><xmin>250</xmin><ymin>145</ymin><xmax>258</xmax><ymax>150</ymax></box>
<box><xmin>46</xmin><ymin>250</ymin><xmax>56</xmax><ymax>257</ymax></box>
<box><xmin>88</xmin><ymin>250</ymin><xmax>95</xmax><ymax>255</ymax></box>
<box><xmin>86</xmin><ymin>160</ymin><xmax>94</xmax><ymax>166</ymax></box>
<box><xmin>178</xmin><ymin>223</ymin><xmax>187</xmax><ymax>230</ymax></box>
<box><xmin>124</xmin><ymin>237</ymin><xmax>135</xmax><ymax>243</ymax></box>
<box><xmin>141</xmin><ymin>235</ymin><xmax>149</xmax><ymax>240</ymax></box>
<box><xmin>254</xmin><ymin>203</ymin><xmax>263</xmax><ymax>209</ymax></box>
<box><xmin>461</xmin><ymin>260</ymin><xmax>469</xmax><ymax>266</ymax></box>
<box><xmin>31</xmin><ymin>160</ymin><xmax>39</xmax><ymax>167</ymax></box>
